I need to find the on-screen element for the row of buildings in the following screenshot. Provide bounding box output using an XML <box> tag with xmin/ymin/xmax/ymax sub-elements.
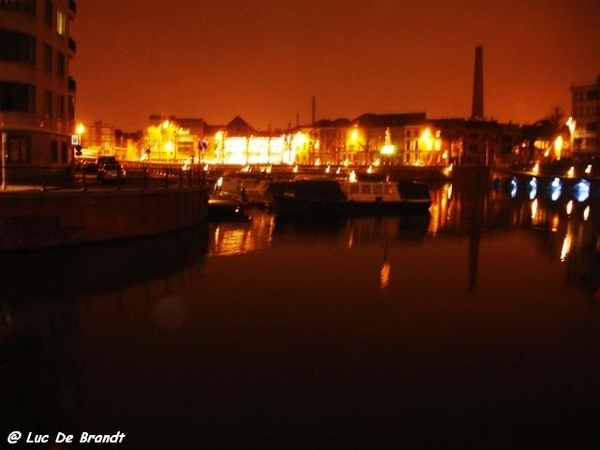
<box><xmin>1</xmin><ymin>1</ymin><xmax>599</xmax><ymax>183</ymax></box>
<box><xmin>80</xmin><ymin>109</ymin><xmax>577</xmax><ymax>170</ymax></box>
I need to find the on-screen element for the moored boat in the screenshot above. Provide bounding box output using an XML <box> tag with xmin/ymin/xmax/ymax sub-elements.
<box><xmin>208</xmin><ymin>196</ymin><xmax>252</xmax><ymax>222</ymax></box>
<box><xmin>268</xmin><ymin>177</ymin><xmax>432</xmax><ymax>216</ymax></box>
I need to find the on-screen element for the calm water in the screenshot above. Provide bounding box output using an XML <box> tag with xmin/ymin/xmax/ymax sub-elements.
<box><xmin>2</xmin><ymin>183</ymin><xmax>600</xmax><ymax>448</ymax></box>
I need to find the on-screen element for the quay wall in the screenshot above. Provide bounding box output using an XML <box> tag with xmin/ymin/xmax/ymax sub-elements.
<box><xmin>0</xmin><ymin>187</ymin><xmax>209</xmax><ymax>252</ymax></box>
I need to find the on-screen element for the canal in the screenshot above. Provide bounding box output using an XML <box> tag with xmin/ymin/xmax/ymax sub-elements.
<box><xmin>1</xmin><ymin>182</ymin><xmax>599</xmax><ymax>448</ymax></box>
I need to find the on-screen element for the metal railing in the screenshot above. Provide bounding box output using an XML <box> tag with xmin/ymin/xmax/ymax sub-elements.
<box><xmin>0</xmin><ymin>163</ymin><xmax>206</xmax><ymax>193</ymax></box>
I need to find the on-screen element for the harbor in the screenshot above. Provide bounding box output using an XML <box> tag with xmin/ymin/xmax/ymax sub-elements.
<box><xmin>2</xmin><ymin>181</ymin><xmax>600</xmax><ymax>447</ymax></box>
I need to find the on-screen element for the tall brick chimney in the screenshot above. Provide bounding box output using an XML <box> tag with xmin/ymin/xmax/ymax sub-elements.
<box><xmin>471</xmin><ymin>46</ymin><xmax>484</xmax><ymax>120</ymax></box>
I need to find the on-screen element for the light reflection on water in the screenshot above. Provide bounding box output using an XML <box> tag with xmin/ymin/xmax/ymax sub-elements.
<box><xmin>2</xmin><ymin>183</ymin><xmax>600</xmax><ymax>447</ymax></box>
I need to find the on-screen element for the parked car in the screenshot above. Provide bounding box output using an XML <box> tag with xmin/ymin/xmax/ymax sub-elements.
<box><xmin>96</xmin><ymin>156</ymin><xmax>126</xmax><ymax>184</ymax></box>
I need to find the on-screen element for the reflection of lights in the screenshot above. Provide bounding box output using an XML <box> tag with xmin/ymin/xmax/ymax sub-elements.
<box><xmin>529</xmin><ymin>177</ymin><xmax>538</xmax><ymax>199</ymax></box>
<box><xmin>443</xmin><ymin>163</ymin><xmax>453</xmax><ymax>176</ymax></box>
<box><xmin>551</xmin><ymin>215</ymin><xmax>559</xmax><ymax>232</ymax></box>
<box><xmin>566</xmin><ymin>200</ymin><xmax>573</xmax><ymax>215</ymax></box>
<box><xmin>573</xmin><ymin>179</ymin><xmax>590</xmax><ymax>202</ymax></box>
<box><xmin>531</xmin><ymin>198</ymin><xmax>538</xmax><ymax>220</ymax></box>
<box><xmin>380</xmin><ymin>262</ymin><xmax>391</xmax><ymax>289</ymax></box>
<box><xmin>584</xmin><ymin>205</ymin><xmax>590</xmax><ymax>221</ymax></box>
<box><xmin>560</xmin><ymin>234</ymin><xmax>572</xmax><ymax>262</ymax></box>
<box><xmin>550</xmin><ymin>177</ymin><xmax>562</xmax><ymax>201</ymax></box>
<box><xmin>381</xmin><ymin>144</ymin><xmax>395</xmax><ymax>155</ymax></box>
<box><xmin>554</xmin><ymin>136</ymin><xmax>563</xmax><ymax>159</ymax></box>
<box><xmin>510</xmin><ymin>177</ymin><xmax>518</xmax><ymax>198</ymax></box>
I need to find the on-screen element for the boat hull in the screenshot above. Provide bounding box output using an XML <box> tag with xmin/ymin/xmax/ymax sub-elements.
<box><xmin>269</xmin><ymin>179</ymin><xmax>432</xmax><ymax>217</ymax></box>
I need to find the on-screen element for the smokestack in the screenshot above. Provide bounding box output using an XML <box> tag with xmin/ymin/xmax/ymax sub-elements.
<box><xmin>471</xmin><ymin>46</ymin><xmax>484</xmax><ymax>120</ymax></box>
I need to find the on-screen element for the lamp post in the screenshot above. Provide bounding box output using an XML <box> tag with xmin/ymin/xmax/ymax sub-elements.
<box><xmin>1</xmin><ymin>130</ymin><xmax>6</xmax><ymax>191</ymax></box>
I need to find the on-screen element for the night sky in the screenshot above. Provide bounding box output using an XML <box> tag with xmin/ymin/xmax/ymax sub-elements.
<box><xmin>70</xmin><ymin>0</ymin><xmax>599</xmax><ymax>131</ymax></box>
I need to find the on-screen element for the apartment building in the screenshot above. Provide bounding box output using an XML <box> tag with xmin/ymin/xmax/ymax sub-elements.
<box><xmin>571</xmin><ymin>74</ymin><xmax>600</xmax><ymax>157</ymax></box>
<box><xmin>0</xmin><ymin>0</ymin><xmax>76</xmax><ymax>182</ymax></box>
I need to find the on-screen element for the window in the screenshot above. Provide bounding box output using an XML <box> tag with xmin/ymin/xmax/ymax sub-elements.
<box><xmin>0</xmin><ymin>0</ymin><xmax>36</xmax><ymax>15</ymax></box>
<box><xmin>56</xmin><ymin>9</ymin><xmax>66</xmax><ymax>35</ymax></box>
<box><xmin>0</xmin><ymin>31</ymin><xmax>36</xmax><ymax>64</ymax></box>
<box><xmin>0</xmin><ymin>82</ymin><xmax>35</xmax><ymax>113</ymax></box>
<box><xmin>44</xmin><ymin>0</ymin><xmax>52</xmax><ymax>26</ymax></box>
<box><xmin>56</xmin><ymin>95</ymin><xmax>65</xmax><ymax>119</ymax></box>
<box><xmin>44</xmin><ymin>44</ymin><xmax>52</xmax><ymax>72</ymax></box>
<box><xmin>587</xmin><ymin>90</ymin><xmax>599</xmax><ymax>101</ymax></box>
<box><xmin>51</xmin><ymin>140</ymin><xmax>58</xmax><ymax>163</ymax></box>
<box><xmin>44</xmin><ymin>90</ymin><xmax>53</xmax><ymax>117</ymax></box>
<box><xmin>7</xmin><ymin>135</ymin><xmax>31</xmax><ymax>163</ymax></box>
<box><xmin>56</xmin><ymin>51</ymin><xmax>65</xmax><ymax>78</ymax></box>
<box><xmin>61</xmin><ymin>142</ymin><xmax>68</xmax><ymax>162</ymax></box>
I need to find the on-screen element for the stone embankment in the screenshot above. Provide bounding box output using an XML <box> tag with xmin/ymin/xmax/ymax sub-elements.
<box><xmin>0</xmin><ymin>186</ymin><xmax>209</xmax><ymax>252</ymax></box>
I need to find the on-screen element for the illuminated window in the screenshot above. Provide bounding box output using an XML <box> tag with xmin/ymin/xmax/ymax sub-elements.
<box><xmin>56</xmin><ymin>9</ymin><xmax>66</xmax><ymax>35</ymax></box>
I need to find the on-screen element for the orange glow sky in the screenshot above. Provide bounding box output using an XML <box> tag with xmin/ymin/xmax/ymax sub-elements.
<box><xmin>71</xmin><ymin>0</ymin><xmax>599</xmax><ymax>131</ymax></box>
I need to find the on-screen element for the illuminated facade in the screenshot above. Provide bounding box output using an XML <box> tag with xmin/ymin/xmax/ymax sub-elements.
<box><xmin>202</xmin><ymin>116</ymin><xmax>292</xmax><ymax>165</ymax></box>
<box><xmin>0</xmin><ymin>0</ymin><xmax>76</xmax><ymax>182</ymax></box>
<box><xmin>571</xmin><ymin>74</ymin><xmax>600</xmax><ymax>156</ymax></box>
<box><xmin>143</xmin><ymin>115</ymin><xmax>204</xmax><ymax>162</ymax></box>
<box><xmin>137</xmin><ymin>113</ymin><xmax>520</xmax><ymax>167</ymax></box>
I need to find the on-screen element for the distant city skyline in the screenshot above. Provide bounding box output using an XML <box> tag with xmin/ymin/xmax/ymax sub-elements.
<box><xmin>71</xmin><ymin>0</ymin><xmax>600</xmax><ymax>131</ymax></box>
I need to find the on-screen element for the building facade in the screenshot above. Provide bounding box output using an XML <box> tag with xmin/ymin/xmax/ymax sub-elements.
<box><xmin>0</xmin><ymin>0</ymin><xmax>76</xmax><ymax>183</ymax></box>
<box><xmin>571</xmin><ymin>74</ymin><xmax>600</xmax><ymax>157</ymax></box>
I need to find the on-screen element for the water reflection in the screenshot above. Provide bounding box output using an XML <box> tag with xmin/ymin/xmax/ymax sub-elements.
<box><xmin>209</xmin><ymin>212</ymin><xmax>274</xmax><ymax>256</ymax></box>
<box><xmin>2</xmin><ymin>183</ymin><xmax>600</xmax><ymax>447</ymax></box>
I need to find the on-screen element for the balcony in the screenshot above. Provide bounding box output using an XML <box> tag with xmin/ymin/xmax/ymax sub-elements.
<box><xmin>68</xmin><ymin>37</ymin><xmax>76</xmax><ymax>55</ymax></box>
